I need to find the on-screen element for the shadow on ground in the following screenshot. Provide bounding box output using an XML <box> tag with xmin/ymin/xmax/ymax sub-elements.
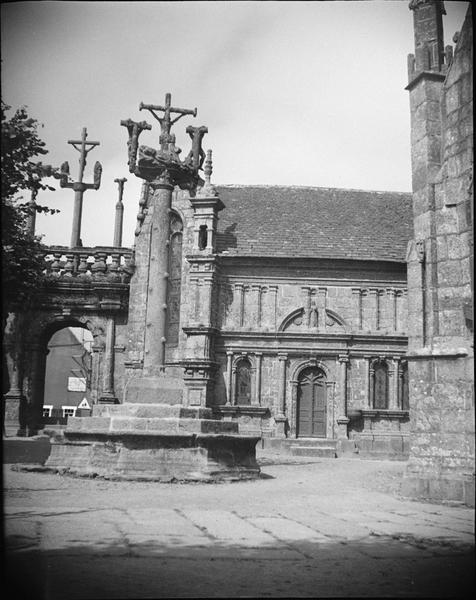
<box><xmin>5</xmin><ymin>535</ymin><xmax>474</xmax><ymax>599</ymax></box>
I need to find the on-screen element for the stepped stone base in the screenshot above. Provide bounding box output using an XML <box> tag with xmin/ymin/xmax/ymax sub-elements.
<box><xmin>289</xmin><ymin>438</ymin><xmax>338</xmax><ymax>458</ymax></box>
<box><xmin>44</xmin><ymin>402</ymin><xmax>261</xmax><ymax>482</ymax></box>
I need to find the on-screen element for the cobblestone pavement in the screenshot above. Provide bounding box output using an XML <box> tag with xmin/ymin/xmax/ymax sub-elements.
<box><xmin>4</xmin><ymin>453</ymin><xmax>474</xmax><ymax>599</ymax></box>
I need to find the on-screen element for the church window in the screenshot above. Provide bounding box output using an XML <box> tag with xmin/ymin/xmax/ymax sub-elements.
<box><xmin>235</xmin><ymin>358</ymin><xmax>252</xmax><ymax>405</ymax></box>
<box><xmin>166</xmin><ymin>212</ymin><xmax>183</xmax><ymax>346</ymax></box>
<box><xmin>198</xmin><ymin>225</ymin><xmax>208</xmax><ymax>250</ymax></box>
<box><xmin>372</xmin><ymin>360</ymin><xmax>388</xmax><ymax>409</ymax></box>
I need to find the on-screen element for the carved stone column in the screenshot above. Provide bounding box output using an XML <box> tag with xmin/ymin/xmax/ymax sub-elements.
<box><xmin>301</xmin><ymin>286</ymin><xmax>312</xmax><ymax>326</ymax></box>
<box><xmin>269</xmin><ymin>285</ymin><xmax>278</xmax><ymax>331</ymax></box>
<box><xmin>364</xmin><ymin>355</ymin><xmax>372</xmax><ymax>408</ymax></box>
<box><xmin>390</xmin><ymin>356</ymin><xmax>400</xmax><ymax>410</ymax></box>
<box><xmin>231</xmin><ymin>359</ymin><xmax>238</xmax><ymax>406</ymax></box>
<box><xmin>226</xmin><ymin>350</ymin><xmax>233</xmax><ymax>406</ymax></box>
<box><xmin>336</xmin><ymin>355</ymin><xmax>350</xmax><ymax>439</ymax></box>
<box><xmin>368</xmin><ymin>289</ymin><xmax>379</xmax><ymax>331</ymax></box>
<box><xmin>90</xmin><ymin>343</ymin><xmax>103</xmax><ymax>406</ymax></box>
<box><xmin>200</xmin><ymin>277</ymin><xmax>214</xmax><ymax>327</ymax></box>
<box><xmin>369</xmin><ymin>359</ymin><xmax>375</xmax><ymax>409</ymax></box>
<box><xmin>387</xmin><ymin>288</ymin><xmax>397</xmax><ymax>332</ymax></box>
<box><xmin>254</xmin><ymin>352</ymin><xmax>263</xmax><ymax>406</ymax></box>
<box><xmin>234</xmin><ymin>283</ymin><xmax>244</xmax><ymax>328</ymax></box>
<box><xmin>26</xmin><ymin>343</ymin><xmax>48</xmax><ymax>436</ymax></box>
<box><xmin>251</xmin><ymin>285</ymin><xmax>261</xmax><ymax>329</ymax></box>
<box><xmin>352</xmin><ymin>288</ymin><xmax>362</xmax><ymax>330</ymax></box>
<box><xmin>3</xmin><ymin>314</ymin><xmax>27</xmax><ymax>435</ymax></box>
<box><xmin>317</xmin><ymin>287</ymin><xmax>327</xmax><ymax>332</ymax></box>
<box><xmin>275</xmin><ymin>353</ymin><xmax>288</xmax><ymax>437</ymax></box>
<box><xmin>143</xmin><ymin>180</ymin><xmax>174</xmax><ymax>374</ymax></box>
<box><xmin>99</xmin><ymin>317</ymin><xmax>117</xmax><ymax>404</ymax></box>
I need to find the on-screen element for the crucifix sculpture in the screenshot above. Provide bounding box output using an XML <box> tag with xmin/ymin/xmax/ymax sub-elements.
<box><xmin>139</xmin><ymin>92</ymin><xmax>197</xmax><ymax>151</ymax></box>
<box><xmin>60</xmin><ymin>127</ymin><xmax>102</xmax><ymax>248</ymax></box>
<box><xmin>121</xmin><ymin>92</ymin><xmax>207</xmax><ymax>190</ymax></box>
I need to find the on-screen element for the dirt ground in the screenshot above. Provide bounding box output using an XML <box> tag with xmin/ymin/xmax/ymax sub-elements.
<box><xmin>3</xmin><ymin>453</ymin><xmax>475</xmax><ymax>599</ymax></box>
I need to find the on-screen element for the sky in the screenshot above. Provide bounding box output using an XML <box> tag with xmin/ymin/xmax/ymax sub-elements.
<box><xmin>1</xmin><ymin>0</ymin><xmax>469</xmax><ymax>248</ymax></box>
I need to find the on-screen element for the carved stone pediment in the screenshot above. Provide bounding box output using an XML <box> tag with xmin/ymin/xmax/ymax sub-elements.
<box><xmin>279</xmin><ymin>306</ymin><xmax>346</xmax><ymax>333</ymax></box>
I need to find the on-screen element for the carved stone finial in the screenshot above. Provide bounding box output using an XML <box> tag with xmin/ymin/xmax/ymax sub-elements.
<box><xmin>204</xmin><ymin>149</ymin><xmax>213</xmax><ymax>185</ymax></box>
<box><xmin>198</xmin><ymin>149</ymin><xmax>218</xmax><ymax>197</ymax></box>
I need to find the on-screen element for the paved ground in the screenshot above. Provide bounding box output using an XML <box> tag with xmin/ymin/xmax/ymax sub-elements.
<box><xmin>3</xmin><ymin>450</ymin><xmax>475</xmax><ymax>599</ymax></box>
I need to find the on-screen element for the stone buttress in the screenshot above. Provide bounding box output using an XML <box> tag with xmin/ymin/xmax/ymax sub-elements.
<box><xmin>402</xmin><ymin>0</ymin><xmax>474</xmax><ymax>505</ymax></box>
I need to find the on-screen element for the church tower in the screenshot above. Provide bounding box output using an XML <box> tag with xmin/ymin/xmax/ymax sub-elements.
<box><xmin>403</xmin><ymin>0</ymin><xmax>474</xmax><ymax>505</ymax></box>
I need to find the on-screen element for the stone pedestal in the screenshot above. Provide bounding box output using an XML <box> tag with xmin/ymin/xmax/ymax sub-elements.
<box><xmin>45</xmin><ymin>403</ymin><xmax>260</xmax><ymax>481</ymax></box>
<box><xmin>274</xmin><ymin>414</ymin><xmax>287</xmax><ymax>438</ymax></box>
<box><xmin>336</xmin><ymin>416</ymin><xmax>350</xmax><ymax>439</ymax></box>
<box><xmin>3</xmin><ymin>393</ymin><xmax>27</xmax><ymax>436</ymax></box>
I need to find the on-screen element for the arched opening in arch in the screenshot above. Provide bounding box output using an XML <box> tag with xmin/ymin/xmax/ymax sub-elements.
<box><xmin>297</xmin><ymin>366</ymin><xmax>327</xmax><ymax>438</ymax></box>
<box><xmin>41</xmin><ymin>324</ymin><xmax>94</xmax><ymax>428</ymax></box>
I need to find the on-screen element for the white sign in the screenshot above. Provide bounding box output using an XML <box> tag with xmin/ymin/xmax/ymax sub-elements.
<box><xmin>68</xmin><ymin>377</ymin><xmax>86</xmax><ymax>392</ymax></box>
<box><xmin>77</xmin><ymin>397</ymin><xmax>91</xmax><ymax>410</ymax></box>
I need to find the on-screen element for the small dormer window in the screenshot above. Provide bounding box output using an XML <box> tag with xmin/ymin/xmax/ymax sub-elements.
<box><xmin>198</xmin><ymin>225</ymin><xmax>208</xmax><ymax>250</ymax></box>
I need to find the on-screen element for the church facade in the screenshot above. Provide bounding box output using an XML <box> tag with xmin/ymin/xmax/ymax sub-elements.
<box><xmin>106</xmin><ymin>181</ymin><xmax>413</xmax><ymax>458</ymax></box>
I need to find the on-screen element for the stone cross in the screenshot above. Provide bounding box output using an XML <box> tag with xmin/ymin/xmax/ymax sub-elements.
<box><xmin>60</xmin><ymin>127</ymin><xmax>102</xmax><ymax>248</ymax></box>
<box><xmin>140</xmin><ymin>93</ymin><xmax>197</xmax><ymax>151</ymax></box>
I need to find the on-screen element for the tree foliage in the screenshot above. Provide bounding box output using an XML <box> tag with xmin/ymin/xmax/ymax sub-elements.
<box><xmin>1</xmin><ymin>100</ymin><xmax>58</xmax><ymax>317</ymax></box>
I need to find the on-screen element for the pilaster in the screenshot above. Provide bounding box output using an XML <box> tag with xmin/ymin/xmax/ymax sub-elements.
<box><xmin>275</xmin><ymin>353</ymin><xmax>288</xmax><ymax>437</ymax></box>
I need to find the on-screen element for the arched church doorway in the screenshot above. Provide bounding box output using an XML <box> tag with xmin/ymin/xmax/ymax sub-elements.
<box><xmin>43</xmin><ymin>326</ymin><xmax>93</xmax><ymax>426</ymax></box>
<box><xmin>297</xmin><ymin>367</ymin><xmax>327</xmax><ymax>438</ymax></box>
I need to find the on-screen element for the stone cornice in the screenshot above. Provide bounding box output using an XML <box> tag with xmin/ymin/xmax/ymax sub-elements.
<box><xmin>405</xmin><ymin>70</ymin><xmax>446</xmax><ymax>91</ymax></box>
<box><xmin>360</xmin><ymin>409</ymin><xmax>409</xmax><ymax>420</ymax></box>
<box><xmin>182</xmin><ymin>326</ymin><xmax>220</xmax><ymax>336</ymax></box>
<box><xmin>218</xmin><ymin>330</ymin><xmax>408</xmax><ymax>344</ymax></box>
<box><xmin>213</xmin><ymin>406</ymin><xmax>269</xmax><ymax>417</ymax></box>
<box><xmin>217</xmin><ymin>255</ymin><xmax>407</xmax><ymax>269</ymax></box>
<box><xmin>407</xmin><ymin>347</ymin><xmax>469</xmax><ymax>359</ymax></box>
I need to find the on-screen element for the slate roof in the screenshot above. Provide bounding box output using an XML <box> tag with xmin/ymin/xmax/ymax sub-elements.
<box><xmin>215</xmin><ymin>185</ymin><xmax>413</xmax><ymax>262</ymax></box>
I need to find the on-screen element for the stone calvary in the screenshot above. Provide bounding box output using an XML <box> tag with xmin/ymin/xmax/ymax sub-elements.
<box><xmin>2</xmin><ymin>2</ymin><xmax>473</xmax><ymax>503</ymax></box>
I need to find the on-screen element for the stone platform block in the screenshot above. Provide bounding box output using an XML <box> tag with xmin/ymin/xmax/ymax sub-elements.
<box><xmin>93</xmin><ymin>403</ymin><xmax>213</xmax><ymax>420</ymax></box>
<box><xmin>44</xmin><ymin>431</ymin><xmax>261</xmax><ymax>482</ymax></box>
<box><xmin>70</xmin><ymin>416</ymin><xmax>240</xmax><ymax>435</ymax></box>
<box><xmin>125</xmin><ymin>376</ymin><xmax>184</xmax><ymax>404</ymax></box>
<box><xmin>290</xmin><ymin>445</ymin><xmax>337</xmax><ymax>458</ymax></box>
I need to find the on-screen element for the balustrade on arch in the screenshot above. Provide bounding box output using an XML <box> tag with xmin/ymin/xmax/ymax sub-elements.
<box><xmin>42</xmin><ymin>246</ymin><xmax>134</xmax><ymax>282</ymax></box>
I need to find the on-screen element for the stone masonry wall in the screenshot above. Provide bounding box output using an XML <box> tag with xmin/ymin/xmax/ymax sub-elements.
<box><xmin>404</xmin><ymin>3</ymin><xmax>474</xmax><ymax>505</ymax></box>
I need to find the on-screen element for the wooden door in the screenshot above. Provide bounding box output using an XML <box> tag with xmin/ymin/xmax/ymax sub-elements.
<box><xmin>297</xmin><ymin>368</ymin><xmax>327</xmax><ymax>437</ymax></box>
